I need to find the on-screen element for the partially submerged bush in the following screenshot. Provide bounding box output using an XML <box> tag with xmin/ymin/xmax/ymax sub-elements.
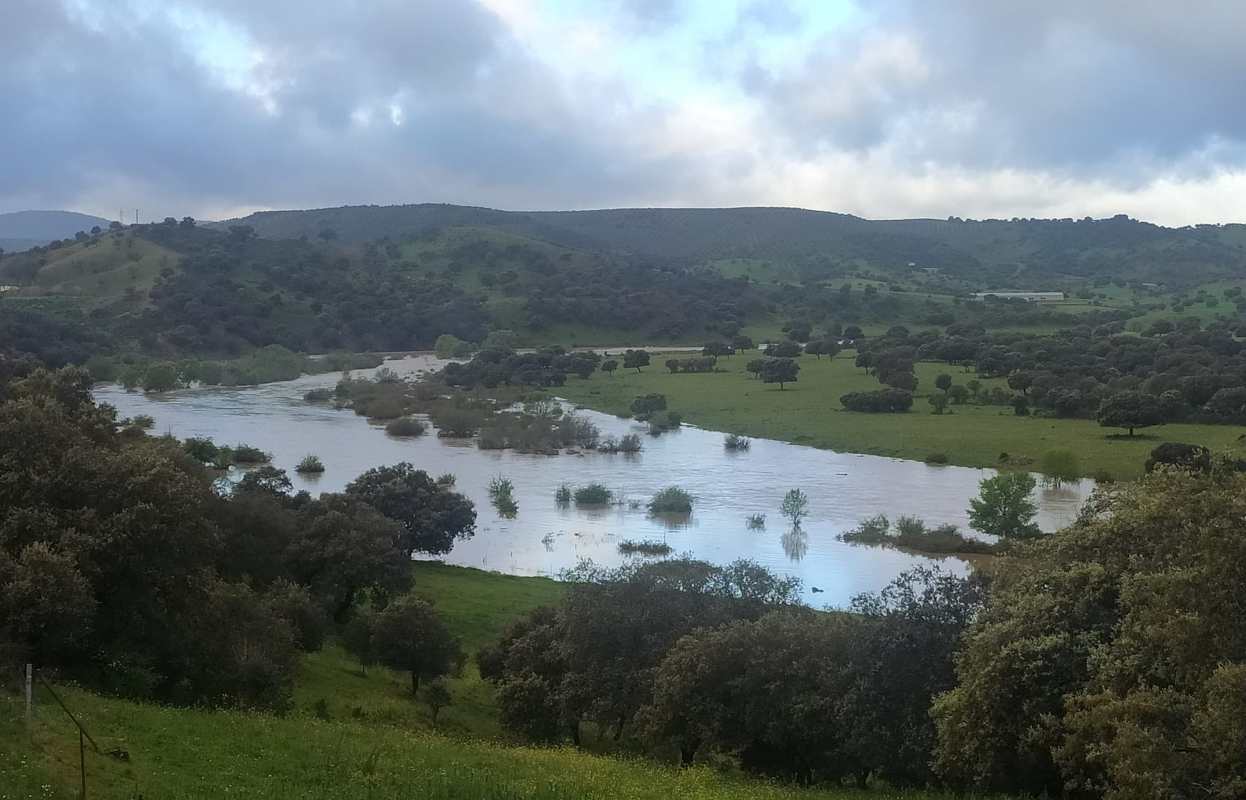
<box><xmin>724</xmin><ymin>434</ymin><xmax>751</xmax><ymax>451</ymax></box>
<box><xmin>555</xmin><ymin>484</ymin><xmax>572</xmax><ymax>505</ymax></box>
<box><xmin>295</xmin><ymin>455</ymin><xmax>325</xmax><ymax>473</ymax></box>
<box><xmin>232</xmin><ymin>444</ymin><xmax>271</xmax><ymax>464</ymax></box>
<box><xmin>840</xmin><ymin>514</ymin><xmax>997</xmax><ymax>556</ymax></box>
<box><xmin>648</xmin><ymin>486</ymin><xmax>693</xmax><ymax>514</ymax></box>
<box><xmin>618</xmin><ymin>539</ymin><xmax>673</xmax><ymax>556</ymax></box>
<box><xmin>385</xmin><ymin>416</ymin><xmax>427</xmax><ymax>437</ymax></box>
<box><xmin>304</xmin><ymin>388</ymin><xmax>333</xmax><ymax>403</ymax></box>
<box><xmin>573</xmin><ymin>484</ymin><xmax>613</xmax><ymax>505</ymax></box>
<box><xmin>746</xmin><ymin>513</ymin><xmax>766</xmax><ymax>530</ymax></box>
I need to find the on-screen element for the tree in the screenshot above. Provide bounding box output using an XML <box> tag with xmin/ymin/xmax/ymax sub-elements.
<box><xmin>929</xmin><ymin>394</ymin><xmax>949</xmax><ymax>415</ymax></box>
<box><xmin>340</xmin><ymin>607</ymin><xmax>378</xmax><ymax>674</ymax></box>
<box><xmin>345</xmin><ymin>463</ymin><xmax>476</xmax><ymax>555</ymax></box>
<box><xmin>935</xmin><ymin>373</ymin><xmax>953</xmax><ymax>393</ymax></box>
<box><xmin>287</xmin><ymin>495</ymin><xmax>411</xmax><ymax>619</ymax></box>
<box><xmin>745</xmin><ymin>359</ymin><xmax>764</xmax><ymax>379</ymax></box>
<box><xmin>761</xmin><ymin>358</ymin><xmax>800</xmax><ymax>389</ymax></box>
<box><xmin>967</xmin><ymin>473</ymin><xmax>1039</xmax><ymax>538</ymax></box>
<box><xmin>600</xmin><ymin>359</ymin><xmax>618</xmax><ymax>377</ymax></box>
<box><xmin>1097</xmin><ymin>391</ymin><xmax>1164</xmax><ymax>436</ymax></box>
<box><xmin>630</xmin><ymin>393</ymin><xmax>667</xmax><ymax>420</ymax></box>
<box><xmin>423</xmin><ymin>679</ymin><xmax>452</xmax><ymax>725</ymax></box>
<box><xmin>935</xmin><ymin>471</ymin><xmax>1246</xmax><ymax>797</ymax></box>
<box><xmin>731</xmin><ymin>335</ymin><xmax>754</xmax><ymax>351</ymax></box>
<box><xmin>623</xmin><ymin>349</ymin><xmax>650</xmax><ymax>373</ymax></box>
<box><xmin>1011</xmin><ymin>395</ymin><xmax>1030</xmax><ymax>416</ymax></box>
<box><xmin>780</xmin><ymin>488</ymin><xmax>810</xmax><ymax>527</ymax></box>
<box><xmin>372</xmin><ymin>595</ymin><xmax>464</xmax><ymax>695</ymax></box>
<box><xmin>1038</xmin><ymin>449</ymin><xmax>1080</xmax><ymax>488</ymax></box>
<box><xmin>702</xmin><ymin>342</ymin><xmax>733</xmax><ymax>359</ymax></box>
<box><xmin>948</xmin><ymin>384</ymin><xmax>970</xmax><ymax>405</ymax></box>
<box><xmin>763</xmin><ymin>341</ymin><xmax>801</xmax><ymax>358</ymax></box>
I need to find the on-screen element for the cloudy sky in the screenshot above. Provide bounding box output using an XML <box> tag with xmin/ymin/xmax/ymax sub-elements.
<box><xmin>5</xmin><ymin>0</ymin><xmax>1246</xmax><ymax>224</ymax></box>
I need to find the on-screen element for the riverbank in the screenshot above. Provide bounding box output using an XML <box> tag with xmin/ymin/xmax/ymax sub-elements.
<box><xmin>555</xmin><ymin>349</ymin><xmax>1246</xmax><ymax>480</ymax></box>
<box><xmin>2</xmin><ymin>562</ymin><xmax>968</xmax><ymax>800</ymax></box>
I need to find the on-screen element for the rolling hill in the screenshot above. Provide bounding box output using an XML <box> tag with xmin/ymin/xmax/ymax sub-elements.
<box><xmin>219</xmin><ymin>203</ymin><xmax>1246</xmax><ymax>286</ymax></box>
<box><xmin>0</xmin><ymin>209</ymin><xmax>113</xmax><ymax>252</ymax></box>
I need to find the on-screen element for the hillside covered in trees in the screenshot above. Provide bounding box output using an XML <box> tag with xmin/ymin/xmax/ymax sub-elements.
<box><xmin>219</xmin><ymin>203</ymin><xmax>1246</xmax><ymax>287</ymax></box>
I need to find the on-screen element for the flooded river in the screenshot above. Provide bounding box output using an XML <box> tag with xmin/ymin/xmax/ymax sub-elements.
<box><xmin>94</xmin><ymin>355</ymin><xmax>1094</xmax><ymax>607</ymax></box>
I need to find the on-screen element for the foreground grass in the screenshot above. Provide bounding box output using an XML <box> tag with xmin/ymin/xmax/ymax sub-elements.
<box><xmin>1</xmin><ymin>565</ymin><xmax>966</xmax><ymax>800</ymax></box>
<box><xmin>1</xmin><ymin>690</ymin><xmax>962</xmax><ymax>800</ymax></box>
<box><xmin>560</xmin><ymin>350</ymin><xmax>1246</xmax><ymax>479</ymax></box>
<box><xmin>292</xmin><ymin>562</ymin><xmax>565</xmax><ymax>737</ymax></box>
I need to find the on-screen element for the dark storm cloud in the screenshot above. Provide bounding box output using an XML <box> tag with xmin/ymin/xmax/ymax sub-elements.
<box><xmin>743</xmin><ymin>0</ymin><xmax>1246</xmax><ymax>176</ymax></box>
<box><xmin>0</xmin><ymin>0</ymin><xmax>691</xmax><ymax>218</ymax></box>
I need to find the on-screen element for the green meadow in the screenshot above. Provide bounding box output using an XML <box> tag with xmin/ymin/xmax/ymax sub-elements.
<box><xmin>558</xmin><ymin>349</ymin><xmax>1246</xmax><ymax>479</ymax></box>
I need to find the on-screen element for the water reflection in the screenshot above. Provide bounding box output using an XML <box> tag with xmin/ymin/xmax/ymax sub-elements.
<box><xmin>94</xmin><ymin>354</ymin><xmax>1095</xmax><ymax>607</ymax></box>
<box><xmin>781</xmin><ymin>527</ymin><xmax>809</xmax><ymax>562</ymax></box>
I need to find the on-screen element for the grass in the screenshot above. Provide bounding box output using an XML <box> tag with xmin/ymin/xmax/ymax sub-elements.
<box><xmin>0</xmin><ymin>562</ymin><xmax>968</xmax><ymax>800</ymax></box>
<box><xmin>557</xmin><ymin>349</ymin><xmax>1246</xmax><ymax>479</ymax></box>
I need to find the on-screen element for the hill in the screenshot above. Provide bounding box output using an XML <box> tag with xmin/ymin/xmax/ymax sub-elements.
<box><xmin>0</xmin><ymin>209</ymin><xmax>112</xmax><ymax>251</ymax></box>
<box><xmin>220</xmin><ymin>203</ymin><xmax>1246</xmax><ymax>286</ymax></box>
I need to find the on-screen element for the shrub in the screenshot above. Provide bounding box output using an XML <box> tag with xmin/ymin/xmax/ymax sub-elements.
<box><xmin>296</xmin><ymin>455</ymin><xmax>325</xmax><ymax>473</ymax></box>
<box><xmin>648</xmin><ymin>486</ymin><xmax>693</xmax><ymax>514</ymax></box>
<box><xmin>232</xmin><ymin>444</ymin><xmax>271</xmax><ymax>464</ymax></box>
<box><xmin>617</xmin><ymin>539</ymin><xmax>673</xmax><ymax>556</ymax></box>
<box><xmin>129</xmin><ymin>414</ymin><xmax>155</xmax><ymax>430</ymax></box>
<box><xmin>746</xmin><ymin>513</ymin><xmax>766</xmax><ymax>530</ymax></box>
<box><xmin>573</xmin><ymin>484</ymin><xmax>612</xmax><ymax>505</ymax></box>
<box><xmin>618</xmin><ymin>434</ymin><xmax>643</xmax><ymax>453</ymax></box>
<box><xmin>432</xmin><ymin>407</ymin><xmax>485</xmax><ymax>437</ymax></box>
<box><xmin>840</xmin><ymin>388</ymin><xmax>914</xmax><ymax>412</ymax></box>
<box><xmin>554</xmin><ymin>484</ymin><xmax>572</xmax><ymax>505</ymax></box>
<box><xmin>363</xmin><ymin>394</ymin><xmax>406</xmax><ymax>420</ymax></box>
<box><xmin>304</xmin><ymin>388</ymin><xmax>333</xmax><ymax>403</ymax></box>
<box><xmin>724</xmin><ymin>434</ymin><xmax>751</xmax><ymax>451</ymax></box>
<box><xmin>1039</xmin><ymin>449</ymin><xmax>1080</xmax><ymax>487</ymax></box>
<box><xmin>184</xmin><ymin>436</ymin><xmax>220</xmax><ymax>463</ymax></box>
<box><xmin>926</xmin><ymin>452</ymin><xmax>949</xmax><ymax>465</ymax></box>
<box><xmin>385</xmin><ymin>416</ymin><xmax>427</xmax><ymax>437</ymax></box>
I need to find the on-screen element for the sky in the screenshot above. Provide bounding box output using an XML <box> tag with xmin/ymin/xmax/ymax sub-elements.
<box><xmin>5</xmin><ymin>0</ymin><xmax>1246</xmax><ymax>225</ymax></box>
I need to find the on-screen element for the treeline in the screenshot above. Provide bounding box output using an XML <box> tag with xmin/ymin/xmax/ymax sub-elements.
<box><xmin>475</xmin><ymin>467</ymin><xmax>1246</xmax><ymax>796</ymax></box>
<box><xmin>0</xmin><ymin>357</ymin><xmax>476</xmax><ymax>710</ymax></box>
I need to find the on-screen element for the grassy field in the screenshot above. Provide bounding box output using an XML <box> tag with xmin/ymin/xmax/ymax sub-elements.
<box><xmin>559</xmin><ymin>349</ymin><xmax>1246</xmax><ymax>479</ymax></box>
<box><xmin>0</xmin><ymin>563</ymin><xmax>965</xmax><ymax>800</ymax></box>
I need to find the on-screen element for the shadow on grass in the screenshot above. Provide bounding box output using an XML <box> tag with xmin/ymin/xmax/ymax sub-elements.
<box><xmin>1103</xmin><ymin>433</ymin><xmax>1161</xmax><ymax>441</ymax></box>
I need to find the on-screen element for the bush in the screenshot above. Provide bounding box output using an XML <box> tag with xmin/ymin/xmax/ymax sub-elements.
<box><xmin>554</xmin><ymin>484</ymin><xmax>572</xmax><ymax>505</ymax></box>
<box><xmin>618</xmin><ymin>539</ymin><xmax>673</xmax><ymax>556</ymax></box>
<box><xmin>303</xmin><ymin>388</ymin><xmax>333</xmax><ymax>403</ymax></box>
<box><xmin>363</xmin><ymin>394</ymin><xmax>406</xmax><ymax>420</ymax></box>
<box><xmin>840</xmin><ymin>514</ymin><xmax>997</xmax><ymax>555</ymax></box>
<box><xmin>184</xmin><ymin>436</ymin><xmax>220</xmax><ymax>463</ymax></box>
<box><xmin>573</xmin><ymin>484</ymin><xmax>612</xmax><ymax>505</ymax></box>
<box><xmin>618</xmin><ymin>434</ymin><xmax>643</xmax><ymax>453</ymax></box>
<box><xmin>648</xmin><ymin>487</ymin><xmax>693</xmax><ymax>514</ymax></box>
<box><xmin>232</xmin><ymin>444</ymin><xmax>271</xmax><ymax>464</ymax></box>
<box><xmin>295</xmin><ymin>455</ymin><xmax>325</xmax><ymax>474</ymax></box>
<box><xmin>925</xmin><ymin>452</ymin><xmax>949</xmax><ymax>464</ymax></box>
<box><xmin>128</xmin><ymin>414</ymin><xmax>155</xmax><ymax>430</ymax></box>
<box><xmin>724</xmin><ymin>434</ymin><xmax>751</xmax><ymax>451</ymax></box>
<box><xmin>385</xmin><ymin>416</ymin><xmax>427</xmax><ymax>437</ymax></box>
<box><xmin>746</xmin><ymin>513</ymin><xmax>766</xmax><ymax>530</ymax></box>
<box><xmin>432</xmin><ymin>407</ymin><xmax>484</xmax><ymax>437</ymax></box>
<box><xmin>840</xmin><ymin>388</ymin><xmax>914</xmax><ymax>412</ymax></box>
<box><xmin>1038</xmin><ymin>449</ymin><xmax>1080</xmax><ymax>487</ymax></box>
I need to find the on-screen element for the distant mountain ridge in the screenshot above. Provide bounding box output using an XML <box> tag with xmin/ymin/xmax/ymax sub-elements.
<box><xmin>0</xmin><ymin>210</ymin><xmax>112</xmax><ymax>251</ymax></box>
<box><xmin>218</xmin><ymin>203</ymin><xmax>1246</xmax><ymax>286</ymax></box>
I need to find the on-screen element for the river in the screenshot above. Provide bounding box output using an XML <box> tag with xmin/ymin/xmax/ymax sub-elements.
<box><xmin>93</xmin><ymin>354</ymin><xmax>1094</xmax><ymax>607</ymax></box>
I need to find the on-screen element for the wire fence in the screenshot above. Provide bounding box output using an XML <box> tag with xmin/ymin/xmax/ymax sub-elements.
<box><xmin>2</xmin><ymin>660</ymin><xmax>136</xmax><ymax>799</ymax></box>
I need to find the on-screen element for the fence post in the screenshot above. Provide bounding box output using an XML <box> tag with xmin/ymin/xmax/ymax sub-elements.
<box><xmin>25</xmin><ymin>663</ymin><xmax>33</xmax><ymax>727</ymax></box>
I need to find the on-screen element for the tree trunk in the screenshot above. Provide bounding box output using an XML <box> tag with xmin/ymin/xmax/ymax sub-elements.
<box><xmin>411</xmin><ymin>671</ymin><xmax>420</xmax><ymax>696</ymax></box>
<box><xmin>569</xmin><ymin>721</ymin><xmax>581</xmax><ymax>747</ymax></box>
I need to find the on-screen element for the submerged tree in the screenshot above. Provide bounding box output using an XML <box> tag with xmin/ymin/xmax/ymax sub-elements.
<box><xmin>781</xmin><ymin>488</ymin><xmax>810</xmax><ymax>527</ymax></box>
<box><xmin>967</xmin><ymin>472</ymin><xmax>1039</xmax><ymax>538</ymax></box>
